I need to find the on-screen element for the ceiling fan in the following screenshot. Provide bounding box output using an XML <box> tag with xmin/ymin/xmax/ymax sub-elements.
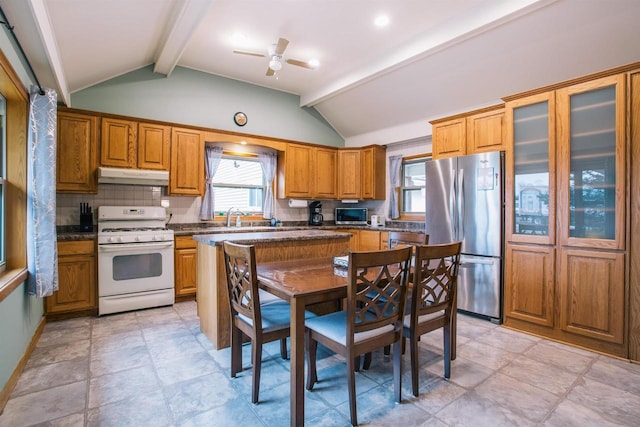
<box><xmin>233</xmin><ymin>37</ymin><xmax>314</xmax><ymax>76</ymax></box>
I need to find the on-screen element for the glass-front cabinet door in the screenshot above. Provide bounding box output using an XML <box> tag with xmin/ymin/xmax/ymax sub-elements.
<box><xmin>556</xmin><ymin>74</ymin><xmax>626</xmax><ymax>250</ymax></box>
<box><xmin>505</xmin><ymin>92</ymin><xmax>556</xmax><ymax>245</ymax></box>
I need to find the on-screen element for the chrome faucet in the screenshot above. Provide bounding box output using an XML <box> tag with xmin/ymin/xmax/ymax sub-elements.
<box><xmin>226</xmin><ymin>207</ymin><xmax>235</xmax><ymax>227</ymax></box>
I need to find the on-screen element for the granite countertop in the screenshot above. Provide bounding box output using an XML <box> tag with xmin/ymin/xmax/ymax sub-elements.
<box><xmin>193</xmin><ymin>229</ymin><xmax>352</xmax><ymax>246</ymax></box>
<box><xmin>56</xmin><ymin>222</ymin><xmax>424</xmax><ymax>240</ymax></box>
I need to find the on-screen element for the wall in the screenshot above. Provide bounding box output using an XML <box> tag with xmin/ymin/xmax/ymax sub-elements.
<box><xmin>0</xmin><ymin>37</ymin><xmax>43</xmax><ymax>397</ymax></box>
<box><xmin>70</xmin><ymin>65</ymin><xmax>344</xmax><ymax>147</ymax></box>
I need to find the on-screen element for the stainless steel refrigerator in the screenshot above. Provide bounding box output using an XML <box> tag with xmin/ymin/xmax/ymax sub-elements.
<box><xmin>424</xmin><ymin>151</ymin><xmax>503</xmax><ymax>321</ymax></box>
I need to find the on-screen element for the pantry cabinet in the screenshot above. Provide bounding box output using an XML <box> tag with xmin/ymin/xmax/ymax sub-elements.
<box><xmin>175</xmin><ymin>236</ymin><xmax>197</xmax><ymax>300</ymax></box>
<box><xmin>46</xmin><ymin>240</ymin><xmax>96</xmax><ymax>316</ymax></box>
<box><xmin>170</xmin><ymin>127</ymin><xmax>205</xmax><ymax>195</ymax></box>
<box><xmin>503</xmin><ymin>72</ymin><xmax>628</xmax><ymax>357</ymax></box>
<box><xmin>56</xmin><ymin>111</ymin><xmax>98</xmax><ymax>193</ymax></box>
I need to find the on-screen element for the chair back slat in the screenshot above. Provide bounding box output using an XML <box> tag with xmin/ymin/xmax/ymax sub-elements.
<box><xmin>387</xmin><ymin>231</ymin><xmax>429</xmax><ymax>250</ymax></box>
<box><xmin>411</xmin><ymin>242</ymin><xmax>462</xmax><ymax>321</ymax></box>
<box><xmin>223</xmin><ymin>241</ymin><xmax>262</xmax><ymax>327</ymax></box>
<box><xmin>348</xmin><ymin>247</ymin><xmax>412</xmax><ymax>337</ymax></box>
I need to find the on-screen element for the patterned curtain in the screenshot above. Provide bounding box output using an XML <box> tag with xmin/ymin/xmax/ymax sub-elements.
<box><xmin>26</xmin><ymin>86</ymin><xmax>59</xmax><ymax>297</ymax></box>
<box><xmin>199</xmin><ymin>145</ymin><xmax>223</xmax><ymax>220</ymax></box>
<box><xmin>258</xmin><ymin>152</ymin><xmax>277</xmax><ymax>219</ymax></box>
<box><xmin>388</xmin><ymin>155</ymin><xmax>403</xmax><ymax>219</ymax></box>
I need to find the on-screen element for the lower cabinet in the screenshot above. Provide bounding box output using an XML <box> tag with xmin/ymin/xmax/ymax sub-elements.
<box><xmin>504</xmin><ymin>243</ymin><xmax>555</xmax><ymax>328</ymax></box>
<box><xmin>359</xmin><ymin>229</ymin><xmax>383</xmax><ymax>251</ymax></box>
<box><xmin>46</xmin><ymin>240</ymin><xmax>96</xmax><ymax>317</ymax></box>
<box><xmin>175</xmin><ymin>236</ymin><xmax>197</xmax><ymax>300</ymax></box>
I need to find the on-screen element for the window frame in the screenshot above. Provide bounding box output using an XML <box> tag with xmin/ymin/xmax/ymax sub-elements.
<box><xmin>398</xmin><ymin>154</ymin><xmax>429</xmax><ymax>221</ymax></box>
<box><xmin>0</xmin><ymin>92</ymin><xmax>5</xmax><ymax>274</ymax></box>
<box><xmin>211</xmin><ymin>152</ymin><xmax>266</xmax><ymax>221</ymax></box>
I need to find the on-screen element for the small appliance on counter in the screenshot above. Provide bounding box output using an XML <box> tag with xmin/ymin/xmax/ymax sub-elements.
<box><xmin>308</xmin><ymin>201</ymin><xmax>323</xmax><ymax>226</ymax></box>
<box><xmin>370</xmin><ymin>215</ymin><xmax>386</xmax><ymax>227</ymax></box>
<box><xmin>335</xmin><ymin>207</ymin><xmax>368</xmax><ymax>225</ymax></box>
<box><xmin>80</xmin><ymin>203</ymin><xmax>93</xmax><ymax>231</ymax></box>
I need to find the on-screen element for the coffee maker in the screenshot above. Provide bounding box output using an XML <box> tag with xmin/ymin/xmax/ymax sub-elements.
<box><xmin>308</xmin><ymin>201</ymin><xmax>323</xmax><ymax>226</ymax></box>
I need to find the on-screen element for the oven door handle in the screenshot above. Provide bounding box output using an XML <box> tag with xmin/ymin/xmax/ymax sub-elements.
<box><xmin>98</xmin><ymin>242</ymin><xmax>174</xmax><ymax>251</ymax></box>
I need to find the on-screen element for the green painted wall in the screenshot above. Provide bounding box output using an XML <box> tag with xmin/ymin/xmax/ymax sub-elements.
<box><xmin>71</xmin><ymin>65</ymin><xmax>344</xmax><ymax>147</ymax></box>
<box><xmin>0</xmin><ymin>285</ymin><xmax>43</xmax><ymax>390</ymax></box>
<box><xmin>0</xmin><ymin>33</ymin><xmax>44</xmax><ymax>396</ymax></box>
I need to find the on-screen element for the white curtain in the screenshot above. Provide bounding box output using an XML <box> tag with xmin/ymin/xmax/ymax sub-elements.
<box><xmin>199</xmin><ymin>145</ymin><xmax>223</xmax><ymax>220</ymax></box>
<box><xmin>26</xmin><ymin>86</ymin><xmax>59</xmax><ymax>297</ymax></box>
<box><xmin>388</xmin><ymin>155</ymin><xmax>403</xmax><ymax>219</ymax></box>
<box><xmin>258</xmin><ymin>152</ymin><xmax>277</xmax><ymax>219</ymax></box>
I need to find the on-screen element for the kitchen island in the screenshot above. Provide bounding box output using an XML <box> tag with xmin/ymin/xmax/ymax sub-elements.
<box><xmin>194</xmin><ymin>229</ymin><xmax>351</xmax><ymax>349</ymax></box>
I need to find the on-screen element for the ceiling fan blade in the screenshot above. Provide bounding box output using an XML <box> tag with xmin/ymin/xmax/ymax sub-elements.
<box><xmin>266</xmin><ymin>67</ymin><xmax>275</xmax><ymax>77</ymax></box>
<box><xmin>286</xmin><ymin>58</ymin><xmax>314</xmax><ymax>69</ymax></box>
<box><xmin>274</xmin><ymin>38</ymin><xmax>289</xmax><ymax>55</ymax></box>
<box><xmin>233</xmin><ymin>49</ymin><xmax>265</xmax><ymax>58</ymax></box>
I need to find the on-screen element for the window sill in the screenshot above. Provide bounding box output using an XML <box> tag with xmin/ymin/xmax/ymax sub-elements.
<box><xmin>0</xmin><ymin>268</ymin><xmax>29</xmax><ymax>303</ymax></box>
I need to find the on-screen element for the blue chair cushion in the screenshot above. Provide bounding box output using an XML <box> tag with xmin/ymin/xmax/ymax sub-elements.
<box><xmin>305</xmin><ymin>310</ymin><xmax>394</xmax><ymax>346</ymax></box>
<box><xmin>238</xmin><ymin>300</ymin><xmax>316</xmax><ymax>331</ymax></box>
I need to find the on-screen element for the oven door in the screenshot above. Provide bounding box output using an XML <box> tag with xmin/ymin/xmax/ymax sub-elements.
<box><xmin>98</xmin><ymin>241</ymin><xmax>175</xmax><ymax>297</ymax></box>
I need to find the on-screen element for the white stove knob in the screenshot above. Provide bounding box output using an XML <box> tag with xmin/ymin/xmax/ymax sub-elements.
<box><xmin>107</xmin><ymin>236</ymin><xmax>113</xmax><ymax>243</ymax></box>
<box><xmin>117</xmin><ymin>237</ymin><xmax>123</xmax><ymax>243</ymax></box>
<box><xmin>135</xmin><ymin>236</ymin><xmax>141</xmax><ymax>242</ymax></box>
<box><xmin>152</xmin><ymin>235</ymin><xmax>158</xmax><ymax>241</ymax></box>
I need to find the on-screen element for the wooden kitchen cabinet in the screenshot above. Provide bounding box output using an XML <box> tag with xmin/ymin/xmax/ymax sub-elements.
<box><xmin>170</xmin><ymin>127</ymin><xmax>205</xmax><ymax>195</ymax></box>
<box><xmin>431</xmin><ymin>117</ymin><xmax>466</xmax><ymax>159</ymax></box>
<box><xmin>361</xmin><ymin>145</ymin><xmax>386</xmax><ymax>199</ymax></box>
<box><xmin>46</xmin><ymin>240</ymin><xmax>96</xmax><ymax>317</ymax></box>
<box><xmin>101</xmin><ymin>118</ymin><xmax>171</xmax><ymax>171</ymax></box>
<box><xmin>466</xmin><ymin>108</ymin><xmax>506</xmax><ymax>153</ymax></box>
<box><xmin>503</xmin><ymin>72</ymin><xmax>628</xmax><ymax>357</ymax></box>
<box><xmin>504</xmin><ymin>243</ymin><xmax>555</xmax><ymax>328</ymax></box>
<box><xmin>430</xmin><ymin>106</ymin><xmax>504</xmax><ymax>159</ymax></box>
<box><xmin>337</xmin><ymin>150</ymin><xmax>361</xmax><ymax>199</ymax></box>
<box><xmin>100</xmin><ymin>117</ymin><xmax>137</xmax><ymax>168</ymax></box>
<box><xmin>56</xmin><ymin>111</ymin><xmax>98</xmax><ymax>193</ymax></box>
<box><xmin>278</xmin><ymin>143</ymin><xmax>314</xmax><ymax>198</ymax></box>
<box><xmin>358</xmin><ymin>229</ymin><xmax>383</xmax><ymax>251</ymax></box>
<box><xmin>314</xmin><ymin>147</ymin><xmax>338</xmax><ymax>198</ymax></box>
<box><xmin>138</xmin><ymin>122</ymin><xmax>171</xmax><ymax>170</ymax></box>
<box><xmin>175</xmin><ymin>236</ymin><xmax>197</xmax><ymax>300</ymax></box>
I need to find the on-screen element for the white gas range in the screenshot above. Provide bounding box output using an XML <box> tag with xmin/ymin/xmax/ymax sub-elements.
<box><xmin>97</xmin><ymin>206</ymin><xmax>175</xmax><ymax>315</ymax></box>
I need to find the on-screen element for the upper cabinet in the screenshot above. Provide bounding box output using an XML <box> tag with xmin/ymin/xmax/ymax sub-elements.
<box><xmin>170</xmin><ymin>127</ymin><xmax>205</xmax><ymax>196</ymax></box>
<box><xmin>337</xmin><ymin>149</ymin><xmax>361</xmax><ymax>199</ymax></box>
<box><xmin>361</xmin><ymin>145</ymin><xmax>386</xmax><ymax>199</ymax></box>
<box><xmin>57</xmin><ymin>111</ymin><xmax>98</xmax><ymax>193</ymax></box>
<box><xmin>431</xmin><ymin>106</ymin><xmax>505</xmax><ymax>159</ymax></box>
<box><xmin>101</xmin><ymin>117</ymin><xmax>137</xmax><ymax>168</ymax></box>
<box><xmin>556</xmin><ymin>74</ymin><xmax>626</xmax><ymax>251</ymax></box>
<box><xmin>137</xmin><ymin>123</ymin><xmax>171</xmax><ymax>170</ymax></box>
<box><xmin>278</xmin><ymin>143</ymin><xmax>315</xmax><ymax>198</ymax></box>
<box><xmin>315</xmin><ymin>147</ymin><xmax>338</xmax><ymax>199</ymax></box>
<box><xmin>505</xmin><ymin>92</ymin><xmax>556</xmax><ymax>245</ymax></box>
<box><xmin>337</xmin><ymin>145</ymin><xmax>386</xmax><ymax>200</ymax></box>
<box><xmin>101</xmin><ymin>118</ymin><xmax>170</xmax><ymax>171</ymax></box>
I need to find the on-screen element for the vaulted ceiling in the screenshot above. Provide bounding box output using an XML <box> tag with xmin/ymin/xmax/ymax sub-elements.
<box><xmin>3</xmin><ymin>0</ymin><xmax>640</xmax><ymax>144</ymax></box>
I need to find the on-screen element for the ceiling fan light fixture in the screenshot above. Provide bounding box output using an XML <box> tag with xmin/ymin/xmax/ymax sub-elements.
<box><xmin>269</xmin><ymin>55</ymin><xmax>282</xmax><ymax>71</ymax></box>
<box><xmin>308</xmin><ymin>58</ymin><xmax>320</xmax><ymax>68</ymax></box>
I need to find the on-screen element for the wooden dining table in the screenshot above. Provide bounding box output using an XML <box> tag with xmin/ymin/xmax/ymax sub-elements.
<box><xmin>257</xmin><ymin>257</ymin><xmax>349</xmax><ymax>427</ymax></box>
<box><xmin>256</xmin><ymin>255</ymin><xmax>458</xmax><ymax>427</ymax></box>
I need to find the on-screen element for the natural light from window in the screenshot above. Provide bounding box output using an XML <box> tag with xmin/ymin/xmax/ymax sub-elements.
<box><xmin>401</xmin><ymin>158</ymin><xmax>426</xmax><ymax>214</ymax></box>
<box><xmin>213</xmin><ymin>155</ymin><xmax>264</xmax><ymax>214</ymax></box>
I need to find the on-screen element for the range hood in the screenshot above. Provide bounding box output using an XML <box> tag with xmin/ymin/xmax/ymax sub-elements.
<box><xmin>98</xmin><ymin>167</ymin><xmax>169</xmax><ymax>186</ymax></box>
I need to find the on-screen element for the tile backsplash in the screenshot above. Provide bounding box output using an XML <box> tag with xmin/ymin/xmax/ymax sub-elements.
<box><xmin>56</xmin><ymin>184</ymin><xmax>386</xmax><ymax>225</ymax></box>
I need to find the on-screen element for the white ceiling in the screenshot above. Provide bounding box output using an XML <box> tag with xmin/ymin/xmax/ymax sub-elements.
<box><xmin>2</xmin><ymin>0</ymin><xmax>640</xmax><ymax>144</ymax></box>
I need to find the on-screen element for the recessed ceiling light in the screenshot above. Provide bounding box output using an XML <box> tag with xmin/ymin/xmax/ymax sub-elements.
<box><xmin>374</xmin><ymin>14</ymin><xmax>389</xmax><ymax>27</ymax></box>
<box><xmin>308</xmin><ymin>58</ymin><xmax>320</xmax><ymax>68</ymax></box>
<box><xmin>230</xmin><ymin>32</ymin><xmax>247</xmax><ymax>45</ymax></box>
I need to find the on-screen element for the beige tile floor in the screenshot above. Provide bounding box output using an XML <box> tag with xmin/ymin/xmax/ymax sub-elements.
<box><xmin>2</xmin><ymin>300</ymin><xmax>640</xmax><ymax>426</ymax></box>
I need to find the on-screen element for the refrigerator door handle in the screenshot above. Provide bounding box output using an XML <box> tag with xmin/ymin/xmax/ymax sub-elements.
<box><xmin>450</xmin><ymin>168</ymin><xmax>457</xmax><ymax>238</ymax></box>
<box><xmin>458</xmin><ymin>168</ymin><xmax>465</xmax><ymax>242</ymax></box>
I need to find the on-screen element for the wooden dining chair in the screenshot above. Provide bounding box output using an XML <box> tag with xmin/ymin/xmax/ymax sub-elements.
<box><xmin>223</xmin><ymin>241</ymin><xmax>314</xmax><ymax>404</ymax></box>
<box><xmin>305</xmin><ymin>246</ymin><xmax>412</xmax><ymax>426</ymax></box>
<box><xmin>404</xmin><ymin>241</ymin><xmax>462</xmax><ymax>397</ymax></box>
<box><xmin>361</xmin><ymin>231</ymin><xmax>429</xmax><ymax>369</ymax></box>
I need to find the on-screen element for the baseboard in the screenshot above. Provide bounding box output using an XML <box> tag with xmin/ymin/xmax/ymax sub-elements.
<box><xmin>0</xmin><ymin>316</ymin><xmax>46</xmax><ymax>414</ymax></box>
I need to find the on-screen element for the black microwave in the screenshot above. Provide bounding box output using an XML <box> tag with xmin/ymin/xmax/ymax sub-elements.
<box><xmin>335</xmin><ymin>208</ymin><xmax>368</xmax><ymax>225</ymax></box>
